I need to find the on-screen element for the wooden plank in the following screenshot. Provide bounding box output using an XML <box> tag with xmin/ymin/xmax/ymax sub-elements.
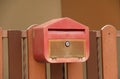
<box><xmin>8</xmin><ymin>30</ymin><xmax>22</xmax><ymax>79</ymax></box>
<box><xmin>101</xmin><ymin>25</ymin><xmax>118</xmax><ymax>79</ymax></box>
<box><xmin>27</xmin><ymin>25</ymin><xmax>46</xmax><ymax>79</ymax></box>
<box><xmin>0</xmin><ymin>28</ymin><xmax>3</xmax><ymax>79</ymax></box>
<box><xmin>67</xmin><ymin>63</ymin><xmax>83</xmax><ymax>79</ymax></box>
<box><xmin>86</xmin><ymin>31</ymin><xmax>99</xmax><ymax>79</ymax></box>
<box><xmin>50</xmin><ymin>63</ymin><xmax>64</xmax><ymax>79</ymax></box>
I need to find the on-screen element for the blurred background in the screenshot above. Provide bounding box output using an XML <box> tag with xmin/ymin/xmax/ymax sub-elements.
<box><xmin>0</xmin><ymin>0</ymin><xmax>119</xmax><ymax>30</ymax></box>
<box><xmin>0</xmin><ymin>0</ymin><xmax>61</xmax><ymax>29</ymax></box>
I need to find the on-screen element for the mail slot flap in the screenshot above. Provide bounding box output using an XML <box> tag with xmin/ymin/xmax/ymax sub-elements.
<box><xmin>32</xmin><ymin>17</ymin><xmax>90</xmax><ymax>63</ymax></box>
<box><xmin>48</xmin><ymin>29</ymin><xmax>85</xmax><ymax>32</ymax></box>
<box><xmin>48</xmin><ymin>28</ymin><xmax>87</xmax><ymax>39</ymax></box>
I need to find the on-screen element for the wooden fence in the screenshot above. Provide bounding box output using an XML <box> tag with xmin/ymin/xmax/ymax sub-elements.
<box><xmin>0</xmin><ymin>25</ymin><xmax>119</xmax><ymax>79</ymax></box>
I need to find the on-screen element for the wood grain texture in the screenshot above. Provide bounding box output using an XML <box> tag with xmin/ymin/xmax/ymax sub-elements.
<box><xmin>27</xmin><ymin>25</ymin><xmax>46</xmax><ymax>79</ymax></box>
<box><xmin>0</xmin><ymin>28</ymin><xmax>3</xmax><ymax>79</ymax></box>
<box><xmin>50</xmin><ymin>63</ymin><xmax>64</xmax><ymax>79</ymax></box>
<box><xmin>8</xmin><ymin>30</ymin><xmax>22</xmax><ymax>79</ymax></box>
<box><xmin>67</xmin><ymin>63</ymin><xmax>83</xmax><ymax>79</ymax></box>
<box><xmin>86</xmin><ymin>31</ymin><xmax>99</xmax><ymax>79</ymax></box>
<box><xmin>101</xmin><ymin>25</ymin><xmax>118</xmax><ymax>79</ymax></box>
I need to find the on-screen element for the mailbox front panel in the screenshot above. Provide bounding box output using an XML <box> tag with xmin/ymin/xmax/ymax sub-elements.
<box><xmin>49</xmin><ymin>39</ymin><xmax>86</xmax><ymax>59</ymax></box>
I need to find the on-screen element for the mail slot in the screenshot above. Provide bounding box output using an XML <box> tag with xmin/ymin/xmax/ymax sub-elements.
<box><xmin>32</xmin><ymin>17</ymin><xmax>89</xmax><ymax>63</ymax></box>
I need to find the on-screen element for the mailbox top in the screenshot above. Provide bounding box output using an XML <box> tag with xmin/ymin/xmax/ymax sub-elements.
<box><xmin>34</xmin><ymin>17</ymin><xmax>89</xmax><ymax>30</ymax></box>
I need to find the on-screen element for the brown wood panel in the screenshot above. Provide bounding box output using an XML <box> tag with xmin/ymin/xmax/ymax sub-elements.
<box><xmin>8</xmin><ymin>30</ymin><xmax>22</xmax><ymax>79</ymax></box>
<box><xmin>27</xmin><ymin>25</ymin><xmax>46</xmax><ymax>79</ymax></box>
<box><xmin>50</xmin><ymin>63</ymin><xmax>64</xmax><ymax>79</ymax></box>
<box><xmin>61</xmin><ymin>0</ymin><xmax>120</xmax><ymax>30</ymax></box>
<box><xmin>67</xmin><ymin>63</ymin><xmax>83</xmax><ymax>79</ymax></box>
<box><xmin>86</xmin><ymin>31</ymin><xmax>99</xmax><ymax>79</ymax></box>
<box><xmin>0</xmin><ymin>28</ymin><xmax>3</xmax><ymax>79</ymax></box>
<box><xmin>101</xmin><ymin>25</ymin><xmax>118</xmax><ymax>79</ymax></box>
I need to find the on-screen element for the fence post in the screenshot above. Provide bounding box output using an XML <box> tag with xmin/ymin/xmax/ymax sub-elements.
<box><xmin>27</xmin><ymin>25</ymin><xmax>46</xmax><ymax>79</ymax></box>
<box><xmin>50</xmin><ymin>63</ymin><xmax>64</xmax><ymax>79</ymax></box>
<box><xmin>101</xmin><ymin>25</ymin><xmax>118</xmax><ymax>79</ymax></box>
<box><xmin>8</xmin><ymin>30</ymin><xmax>22</xmax><ymax>79</ymax></box>
<box><xmin>67</xmin><ymin>63</ymin><xmax>84</xmax><ymax>79</ymax></box>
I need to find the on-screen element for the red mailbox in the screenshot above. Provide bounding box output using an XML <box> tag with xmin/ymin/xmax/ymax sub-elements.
<box><xmin>32</xmin><ymin>17</ymin><xmax>89</xmax><ymax>63</ymax></box>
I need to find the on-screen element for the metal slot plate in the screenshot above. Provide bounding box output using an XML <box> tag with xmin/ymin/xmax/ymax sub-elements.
<box><xmin>49</xmin><ymin>39</ymin><xmax>86</xmax><ymax>59</ymax></box>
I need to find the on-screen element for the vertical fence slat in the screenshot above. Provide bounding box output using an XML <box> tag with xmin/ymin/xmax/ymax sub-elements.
<box><xmin>8</xmin><ymin>30</ymin><xmax>22</xmax><ymax>79</ymax></box>
<box><xmin>50</xmin><ymin>63</ymin><xmax>64</xmax><ymax>79</ymax></box>
<box><xmin>67</xmin><ymin>63</ymin><xmax>83</xmax><ymax>79</ymax></box>
<box><xmin>101</xmin><ymin>25</ymin><xmax>118</xmax><ymax>79</ymax></box>
<box><xmin>0</xmin><ymin>28</ymin><xmax>3</xmax><ymax>79</ymax></box>
<box><xmin>86</xmin><ymin>31</ymin><xmax>99</xmax><ymax>79</ymax></box>
<box><xmin>27</xmin><ymin>26</ymin><xmax>46</xmax><ymax>79</ymax></box>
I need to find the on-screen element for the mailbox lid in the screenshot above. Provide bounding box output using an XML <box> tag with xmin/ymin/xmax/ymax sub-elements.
<box><xmin>34</xmin><ymin>17</ymin><xmax>89</xmax><ymax>31</ymax></box>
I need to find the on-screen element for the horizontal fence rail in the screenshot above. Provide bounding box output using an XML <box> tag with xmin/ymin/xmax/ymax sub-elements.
<box><xmin>1</xmin><ymin>30</ymin><xmax>120</xmax><ymax>38</ymax></box>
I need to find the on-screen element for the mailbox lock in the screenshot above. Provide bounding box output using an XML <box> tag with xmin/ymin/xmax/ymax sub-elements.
<box><xmin>65</xmin><ymin>41</ymin><xmax>70</xmax><ymax>47</ymax></box>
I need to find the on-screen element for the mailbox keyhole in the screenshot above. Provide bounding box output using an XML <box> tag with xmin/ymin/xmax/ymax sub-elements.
<box><xmin>65</xmin><ymin>41</ymin><xmax>70</xmax><ymax>47</ymax></box>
